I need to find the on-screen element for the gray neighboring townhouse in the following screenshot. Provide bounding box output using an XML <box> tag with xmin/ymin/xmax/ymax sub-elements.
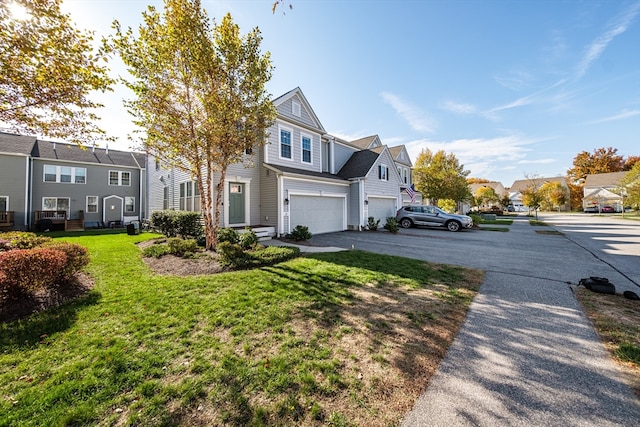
<box><xmin>148</xmin><ymin>87</ymin><xmax>420</xmax><ymax>237</ymax></box>
<box><xmin>0</xmin><ymin>132</ymin><xmax>146</xmax><ymax>231</ymax></box>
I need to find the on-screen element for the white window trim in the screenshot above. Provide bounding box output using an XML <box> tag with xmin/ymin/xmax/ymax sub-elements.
<box><xmin>108</xmin><ymin>170</ymin><xmax>131</xmax><ymax>186</ymax></box>
<box><xmin>42</xmin><ymin>197</ymin><xmax>70</xmax><ymax>216</ymax></box>
<box><xmin>379</xmin><ymin>164</ymin><xmax>389</xmax><ymax>181</ymax></box>
<box><xmin>301</xmin><ymin>133</ymin><xmax>313</xmax><ymax>165</ymax></box>
<box><xmin>86</xmin><ymin>196</ymin><xmax>98</xmax><ymax>213</ymax></box>
<box><xmin>125</xmin><ymin>196</ymin><xmax>135</xmax><ymax>213</ymax></box>
<box><xmin>43</xmin><ymin>165</ymin><xmax>86</xmax><ymax>184</ymax></box>
<box><xmin>278</xmin><ymin>126</ymin><xmax>294</xmax><ymax>161</ymax></box>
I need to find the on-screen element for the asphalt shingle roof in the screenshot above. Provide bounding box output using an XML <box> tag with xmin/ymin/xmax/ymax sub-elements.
<box><xmin>337</xmin><ymin>149</ymin><xmax>381</xmax><ymax>179</ymax></box>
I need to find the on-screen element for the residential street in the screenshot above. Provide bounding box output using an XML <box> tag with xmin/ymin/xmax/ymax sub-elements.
<box><xmin>307</xmin><ymin>214</ymin><xmax>640</xmax><ymax>426</ymax></box>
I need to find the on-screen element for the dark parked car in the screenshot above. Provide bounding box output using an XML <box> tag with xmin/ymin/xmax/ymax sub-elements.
<box><xmin>396</xmin><ymin>205</ymin><xmax>473</xmax><ymax>232</ymax></box>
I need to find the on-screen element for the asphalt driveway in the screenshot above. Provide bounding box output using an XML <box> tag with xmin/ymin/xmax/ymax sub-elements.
<box><xmin>305</xmin><ymin>214</ymin><xmax>640</xmax><ymax>426</ymax></box>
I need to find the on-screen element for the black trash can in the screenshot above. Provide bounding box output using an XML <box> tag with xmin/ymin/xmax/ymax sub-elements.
<box><xmin>127</xmin><ymin>221</ymin><xmax>140</xmax><ymax>235</ymax></box>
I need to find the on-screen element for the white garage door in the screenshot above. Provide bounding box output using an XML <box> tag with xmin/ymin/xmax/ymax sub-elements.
<box><xmin>290</xmin><ymin>195</ymin><xmax>345</xmax><ymax>234</ymax></box>
<box><xmin>368</xmin><ymin>197</ymin><xmax>396</xmax><ymax>222</ymax></box>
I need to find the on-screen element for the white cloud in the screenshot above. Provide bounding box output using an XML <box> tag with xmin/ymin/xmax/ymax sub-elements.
<box><xmin>575</xmin><ymin>1</ymin><xmax>640</xmax><ymax>79</ymax></box>
<box><xmin>585</xmin><ymin>109</ymin><xmax>640</xmax><ymax>124</ymax></box>
<box><xmin>380</xmin><ymin>91</ymin><xmax>436</xmax><ymax>133</ymax></box>
<box><xmin>517</xmin><ymin>158</ymin><xmax>556</xmax><ymax>165</ymax></box>
<box><xmin>441</xmin><ymin>101</ymin><xmax>477</xmax><ymax>115</ymax></box>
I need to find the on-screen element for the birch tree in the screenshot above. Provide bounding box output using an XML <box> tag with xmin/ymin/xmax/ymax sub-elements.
<box><xmin>112</xmin><ymin>0</ymin><xmax>276</xmax><ymax>250</ymax></box>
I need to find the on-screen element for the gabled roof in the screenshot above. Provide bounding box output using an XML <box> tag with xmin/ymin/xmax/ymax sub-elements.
<box><xmin>349</xmin><ymin>135</ymin><xmax>380</xmax><ymax>150</ymax></box>
<box><xmin>469</xmin><ymin>182</ymin><xmax>506</xmax><ymax>195</ymax></box>
<box><xmin>273</xmin><ymin>87</ymin><xmax>325</xmax><ymax>133</ymax></box>
<box><xmin>583</xmin><ymin>171</ymin><xmax>626</xmax><ymax>188</ymax></box>
<box><xmin>510</xmin><ymin>176</ymin><xmax>567</xmax><ymax>192</ymax></box>
<box><xmin>0</xmin><ymin>132</ymin><xmax>145</xmax><ymax>168</ymax></box>
<box><xmin>388</xmin><ymin>145</ymin><xmax>412</xmax><ymax>167</ymax></box>
<box><xmin>337</xmin><ymin>145</ymin><xmax>397</xmax><ymax>181</ymax></box>
<box><xmin>0</xmin><ymin>132</ymin><xmax>37</xmax><ymax>155</ymax></box>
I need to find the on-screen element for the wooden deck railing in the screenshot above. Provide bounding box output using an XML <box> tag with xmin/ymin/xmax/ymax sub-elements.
<box><xmin>0</xmin><ymin>211</ymin><xmax>14</xmax><ymax>230</ymax></box>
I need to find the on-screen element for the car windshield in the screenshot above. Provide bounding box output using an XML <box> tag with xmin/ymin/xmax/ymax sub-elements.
<box><xmin>434</xmin><ymin>207</ymin><xmax>447</xmax><ymax>215</ymax></box>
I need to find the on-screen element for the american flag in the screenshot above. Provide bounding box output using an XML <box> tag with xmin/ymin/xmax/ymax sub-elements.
<box><xmin>405</xmin><ymin>184</ymin><xmax>417</xmax><ymax>203</ymax></box>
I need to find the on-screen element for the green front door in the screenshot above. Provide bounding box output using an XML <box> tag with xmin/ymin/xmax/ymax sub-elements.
<box><xmin>229</xmin><ymin>183</ymin><xmax>245</xmax><ymax>224</ymax></box>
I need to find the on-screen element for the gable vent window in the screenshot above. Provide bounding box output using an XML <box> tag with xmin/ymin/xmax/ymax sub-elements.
<box><xmin>292</xmin><ymin>101</ymin><xmax>301</xmax><ymax>117</ymax></box>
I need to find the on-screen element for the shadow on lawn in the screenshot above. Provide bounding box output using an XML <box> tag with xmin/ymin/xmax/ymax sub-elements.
<box><xmin>0</xmin><ymin>290</ymin><xmax>101</xmax><ymax>350</ymax></box>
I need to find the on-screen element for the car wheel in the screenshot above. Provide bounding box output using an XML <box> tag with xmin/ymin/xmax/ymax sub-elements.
<box><xmin>446</xmin><ymin>221</ymin><xmax>461</xmax><ymax>232</ymax></box>
<box><xmin>400</xmin><ymin>218</ymin><xmax>413</xmax><ymax>229</ymax></box>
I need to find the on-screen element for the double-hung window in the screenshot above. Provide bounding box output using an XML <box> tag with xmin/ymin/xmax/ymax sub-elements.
<box><xmin>179</xmin><ymin>181</ymin><xmax>201</xmax><ymax>212</ymax></box>
<box><xmin>379</xmin><ymin>164</ymin><xmax>389</xmax><ymax>181</ymax></box>
<box><xmin>43</xmin><ymin>165</ymin><xmax>86</xmax><ymax>184</ymax></box>
<box><xmin>109</xmin><ymin>170</ymin><xmax>131</xmax><ymax>186</ymax></box>
<box><xmin>280</xmin><ymin>128</ymin><xmax>292</xmax><ymax>159</ymax></box>
<box><xmin>125</xmin><ymin>197</ymin><xmax>135</xmax><ymax>213</ymax></box>
<box><xmin>86</xmin><ymin>196</ymin><xmax>98</xmax><ymax>213</ymax></box>
<box><xmin>301</xmin><ymin>135</ymin><xmax>312</xmax><ymax>164</ymax></box>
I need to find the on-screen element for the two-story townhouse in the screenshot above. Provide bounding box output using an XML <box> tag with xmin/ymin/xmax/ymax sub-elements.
<box><xmin>147</xmin><ymin>87</ymin><xmax>415</xmax><ymax>236</ymax></box>
<box><xmin>0</xmin><ymin>132</ymin><xmax>147</xmax><ymax>231</ymax></box>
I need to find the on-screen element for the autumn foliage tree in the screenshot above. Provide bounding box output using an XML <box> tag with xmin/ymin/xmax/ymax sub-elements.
<box><xmin>113</xmin><ymin>0</ymin><xmax>276</xmax><ymax>250</ymax></box>
<box><xmin>539</xmin><ymin>181</ymin><xmax>567</xmax><ymax>211</ymax></box>
<box><xmin>413</xmin><ymin>148</ymin><xmax>470</xmax><ymax>205</ymax></box>
<box><xmin>0</xmin><ymin>0</ymin><xmax>113</xmax><ymax>144</ymax></box>
<box><xmin>567</xmin><ymin>147</ymin><xmax>625</xmax><ymax>182</ymax></box>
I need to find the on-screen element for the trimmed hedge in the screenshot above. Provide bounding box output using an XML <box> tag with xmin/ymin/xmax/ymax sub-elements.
<box><xmin>0</xmin><ymin>248</ymin><xmax>67</xmax><ymax>300</ymax></box>
<box><xmin>41</xmin><ymin>241</ymin><xmax>90</xmax><ymax>279</ymax></box>
<box><xmin>150</xmin><ymin>210</ymin><xmax>204</xmax><ymax>240</ymax></box>
<box><xmin>0</xmin><ymin>232</ymin><xmax>52</xmax><ymax>251</ymax></box>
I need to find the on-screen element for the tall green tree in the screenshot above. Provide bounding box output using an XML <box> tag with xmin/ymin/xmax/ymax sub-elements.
<box><xmin>567</xmin><ymin>147</ymin><xmax>625</xmax><ymax>182</ymax></box>
<box><xmin>413</xmin><ymin>148</ymin><xmax>470</xmax><ymax>205</ymax></box>
<box><xmin>113</xmin><ymin>0</ymin><xmax>276</xmax><ymax>250</ymax></box>
<box><xmin>0</xmin><ymin>0</ymin><xmax>113</xmax><ymax>144</ymax></box>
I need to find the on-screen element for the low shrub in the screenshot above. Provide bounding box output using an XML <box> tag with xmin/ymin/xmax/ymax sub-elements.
<box><xmin>0</xmin><ymin>232</ymin><xmax>52</xmax><ymax>251</ymax></box>
<box><xmin>216</xmin><ymin>241</ymin><xmax>249</xmax><ymax>268</ymax></box>
<box><xmin>469</xmin><ymin>214</ymin><xmax>482</xmax><ymax>226</ymax></box>
<box><xmin>167</xmin><ymin>238</ymin><xmax>198</xmax><ymax>256</ymax></box>
<box><xmin>287</xmin><ymin>225</ymin><xmax>312</xmax><ymax>241</ymax></box>
<box><xmin>142</xmin><ymin>244</ymin><xmax>171</xmax><ymax>258</ymax></box>
<box><xmin>367</xmin><ymin>216</ymin><xmax>380</xmax><ymax>231</ymax></box>
<box><xmin>239</xmin><ymin>228</ymin><xmax>259</xmax><ymax>250</ymax></box>
<box><xmin>249</xmin><ymin>245</ymin><xmax>300</xmax><ymax>266</ymax></box>
<box><xmin>41</xmin><ymin>242</ymin><xmax>90</xmax><ymax>278</ymax></box>
<box><xmin>217</xmin><ymin>227</ymin><xmax>239</xmax><ymax>244</ymax></box>
<box><xmin>383</xmin><ymin>217</ymin><xmax>399</xmax><ymax>234</ymax></box>
<box><xmin>0</xmin><ymin>248</ymin><xmax>67</xmax><ymax>300</ymax></box>
<box><xmin>151</xmin><ymin>210</ymin><xmax>203</xmax><ymax>239</ymax></box>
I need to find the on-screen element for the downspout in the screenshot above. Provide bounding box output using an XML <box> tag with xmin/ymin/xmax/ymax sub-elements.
<box><xmin>330</xmin><ymin>137</ymin><xmax>335</xmax><ymax>174</ymax></box>
<box><xmin>277</xmin><ymin>172</ymin><xmax>283</xmax><ymax>237</ymax></box>
<box><xmin>24</xmin><ymin>156</ymin><xmax>30</xmax><ymax>230</ymax></box>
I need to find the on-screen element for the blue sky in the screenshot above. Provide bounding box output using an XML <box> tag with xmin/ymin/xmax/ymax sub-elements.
<box><xmin>61</xmin><ymin>0</ymin><xmax>640</xmax><ymax>187</ymax></box>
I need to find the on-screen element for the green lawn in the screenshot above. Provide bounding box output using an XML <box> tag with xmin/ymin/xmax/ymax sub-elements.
<box><xmin>0</xmin><ymin>233</ymin><xmax>482</xmax><ymax>426</ymax></box>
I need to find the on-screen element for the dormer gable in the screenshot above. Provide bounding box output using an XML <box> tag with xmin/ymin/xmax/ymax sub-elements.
<box><xmin>349</xmin><ymin>135</ymin><xmax>382</xmax><ymax>150</ymax></box>
<box><xmin>273</xmin><ymin>87</ymin><xmax>325</xmax><ymax>133</ymax></box>
<box><xmin>388</xmin><ymin>145</ymin><xmax>412</xmax><ymax>167</ymax></box>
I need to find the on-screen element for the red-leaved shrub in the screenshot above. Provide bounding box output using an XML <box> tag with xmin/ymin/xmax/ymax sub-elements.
<box><xmin>0</xmin><ymin>248</ymin><xmax>67</xmax><ymax>300</ymax></box>
<box><xmin>41</xmin><ymin>242</ymin><xmax>90</xmax><ymax>278</ymax></box>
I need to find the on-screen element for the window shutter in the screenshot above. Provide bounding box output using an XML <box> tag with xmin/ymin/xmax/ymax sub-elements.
<box><xmin>378</xmin><ymin>165</ymin><xmax>382</xmax><ymax>179</ymax></box>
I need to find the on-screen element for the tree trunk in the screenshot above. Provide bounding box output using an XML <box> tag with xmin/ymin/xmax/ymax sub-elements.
<box><xmin>212</xmin><ymin>168</ymin><xmax>227</xmax><ymax>250</ymax></box>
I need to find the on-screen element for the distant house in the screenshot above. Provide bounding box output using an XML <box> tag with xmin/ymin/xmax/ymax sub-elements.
<box><xmin>148</xmin><ymin>87</ymin><xmax>418</xmax><ymax>236</ymax></box>
<box><xmin>468</xmin><ymin>181</ymin><xmax>508</xmax><ymax>211</ymax></box>
<box><xmin>0</xmin><ymin>132</ymin><xmax>146</xmax><ymax>231</ymax></box>
<box><xmin>582</xmin><ymin>171</ymin><xmax>626</xmax><ymax>211</ymax></box>
<box><xmin>509</xmin><ymin>176</ymin><xmax>570</xmax><ymax>211</ymax></box>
